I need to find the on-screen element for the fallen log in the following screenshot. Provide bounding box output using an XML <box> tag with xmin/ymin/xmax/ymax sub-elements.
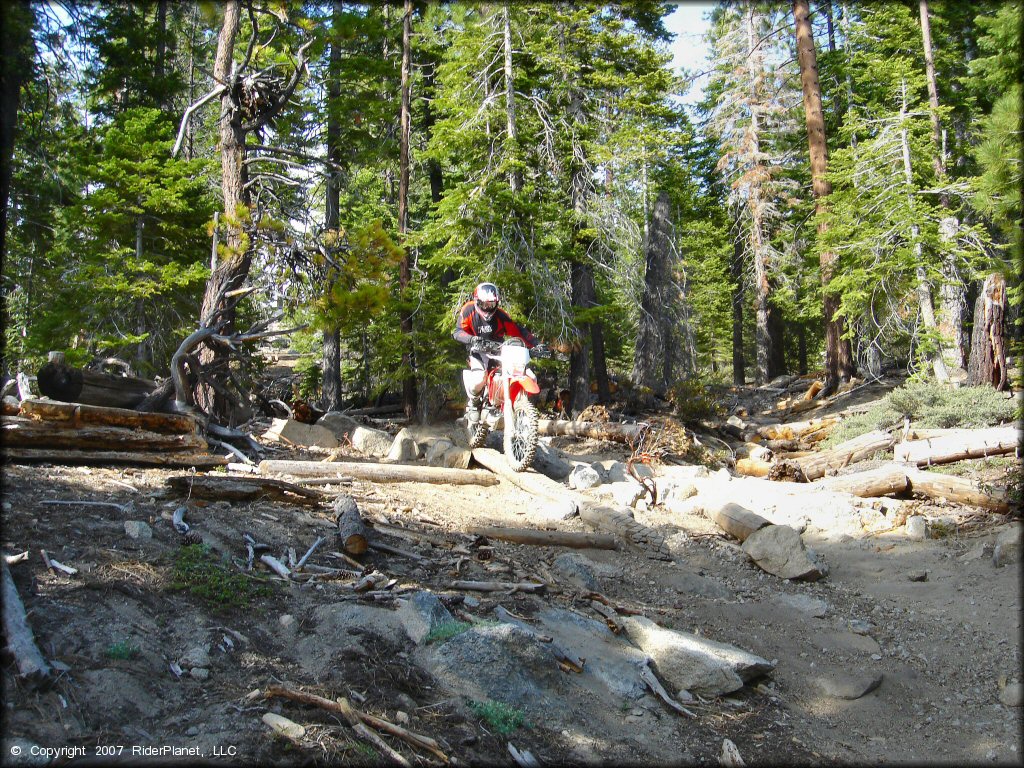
<box><xmin>1</xmin><ymin>417</ymin><xmax>207</xmax><ymax>453</ymax></box>
<box><xmin>707</xmin><ymin>502</ymin><xmax>772</xmax><ymax>543</ymax></box>
<box><xmin>470</xmin><ymin>448</ymin><xmax>579</xmax><ymax>501</ymax></box>
<box><xmin>578</xmin><ymin>502</ymin><xmax>671</xmax><ymax>560</ymax></box>
<box><xmin>536</xmin><ymin>419</ymin><xmax>648</xmax><ymax>443</ymax></box>
<box><xmin>36</xmin><ymin>352</ymin><xmax>156</xmax><ymax>409</ymax></box>
<box><xmin>466</xmin><ymin>525</ymin><xmax>619</xmax><ymax>551</ymax></box>
<box><xmin>166</xmin><ymin>475</ymin><xmax>324</xmax><ymax>505</ymax></box>
<box><xmin>894</xmin><ymin>425</ymin><xmax>1019</xmax><ymax>467</ymax></box>
<box><xmin>449</xmin><ymin>580</ymin><xmax>546</xmax><ymax>593</ymax></box>
<box><xmin>1</xmin><ymin>447</ymin><xmax>227</xmax><ymax>468</ymax></box>
<box><xmin>258</xmin><ymin>458</ymin><xmax>498</xmax><ymax>486</ymax></box>
<box><xmin>2</xmin><ymin>561</ymin><xmax>51</xmax><ymax>681</ymax></box>
<box><xmin>815</xmin><ymin>464</ymin><xmax>910</xmax><ymax>498</ymax></box>
<box><xmin>335</xmin><ymin>495</ymin><xmax>369</xmax><ymax>555</ymax></box>
<box><xmin>905</xmin><ymin>468</ymin><xmax>1010</xmax><ymax>513</ymax></box>
<box><xmin>734</xmin><ymin>457</ymin><xmax>773</xmax><ymax>478</ymax></box>
<box><xmin>797</xmin><ymin>430</ymin><xmax>895</xmax><ymax>481</ymax></box>
<box><xmin>19</xmin><ymin>398</ymin><xmax>198</xmax><ymax>434</ymax></box>
<box><xmin>756</xmin><ymin>417</ymin><xmax>839</xmax><ymax>443</ymax></box>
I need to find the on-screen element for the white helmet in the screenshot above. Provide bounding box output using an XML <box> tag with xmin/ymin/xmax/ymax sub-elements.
<box><xmin>473</xmin><ymin>282</ymin><xmax>500</xmax><ymax>319</ymax></box>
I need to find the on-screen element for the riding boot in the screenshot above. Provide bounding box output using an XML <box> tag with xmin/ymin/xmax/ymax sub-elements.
<box><xmin>465</xmin><ymin>393</ymin><xmax>484</xmax><ymax>423</ymax></box>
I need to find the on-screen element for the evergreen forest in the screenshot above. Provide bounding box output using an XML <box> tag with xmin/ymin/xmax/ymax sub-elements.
<box><xmin>1</xmin><ymin>0</ymin><xmax>1020</xmax><ymax>422</ymax></box>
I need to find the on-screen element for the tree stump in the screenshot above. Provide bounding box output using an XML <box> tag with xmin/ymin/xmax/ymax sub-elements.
<box><xmin>966</xmin><ymin>273</ymin><xmax>1008</xmax><ymax>390</ymax></box>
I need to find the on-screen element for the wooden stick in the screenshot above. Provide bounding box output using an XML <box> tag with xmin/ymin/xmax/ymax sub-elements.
<box><xmin>259</xmin><ymin>458</ymin><xmax>498</xmax><ymax>486</ymax></box>
<box><xmin>367</xmin><ymin>541</ymin><xmax>428</xmax><ymax>562</ymax></box>
<box><xmin>335</xmin><ymin>495</ymin><xmax>369</xmax><ymax>555</ymax></box>
<box><xmin>295</xmin><ymin>537</ymin><xmax>325</xmax><ymax>570</ymax></box>
<box><xmin>466</xmin><ymin>525</ymin><xmax>619</xmax><ymax>551</ymax></box>
<box><xmin>639</xmin><ymin>662</ymin><xmax>696</xmax><ymax>718</ymax></box>
<box><xmin>328</xmin><ymin>551</ymin><xmax>365</xmax><ymax>572</ymax></box>
<box><xmin>263</xmin><ymin>686</ymin><xmax>447</xmax><ymax>762</ymax></box>
<box><xmin>449</xmin><ymin>580</ymin><xmax>545</xmax><ymax>593</ymax></box>
<box><xmin>167</xmin><ymin>475</ymin><xmax>324</xmax><ymax>505</ymax></box>
<box><xmin>508</xmin><ymin>743</ymin><xmax>541</xmax><ymax>767</ymax></box>
<box><xmin>40</xmin><ymin>550</ymin><xmax>77</xmax><ymax>576</ymax></box>
<box><xmin>260</xmin><ymin>554</ymin><xmax>292</xmax><ymax>579</ymax></box>
<box><xmin>1</xmin><ymin>561</ymin><xmax>51</xmax><ymax>680</ymax></box>
<box><xmin>4</xmin><ymin>552</ymin><xmax>29</xmax><ymax>565</ymax></box>
<box><xmin>286</xmin><ymin>476</ymin><xmax>354</xmax><ymax>486</ymax></box>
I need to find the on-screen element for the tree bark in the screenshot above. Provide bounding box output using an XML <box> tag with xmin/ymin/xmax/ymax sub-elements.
<box><xmin>1</xmin><ymin>448</ymin><xmax>227</xmax><ymax>468</ymax></box>
<box><xmin>816</xmin><ymin>463</ymin><xmax>911</xmax><ymax>497</ymax></box>
<box><xmin>398</xmin><ymin>0</ymin><xmax>417</xmax><ymax>420</ymax></box>
<box><xmin>258</xmin><ymin>458</ymin><xmax>499</xmax><ymax>486</ymax></box>
<box><xmin>634</xmin><ymin>191</ymin><xmax>675</xmax><ymax>394</ymax></box>
<box><xmin>2</xmin><ymin>417</ymin><xmax>208</xmax><ymax>452</ymax></box>
<box><xmin>894</xmin><ymin>425</ymin><xmax>1018</xmax><ymax>466</ymax></box>
<box><xmin>904</xmin><ymin>467</ymin><xmax>1009</xmax><ymax>513</ymax></box>
<box><xmin>197</xmin><ymin>0</ymin><xmax>247</xmax><ymax>415</ymax></box>
<box><xmin>502</xmin><ymin>3</ymin><xmax>522</xmax><ymax>194</ymax></box>
<box><xmin>0</xmin><ymin>2</ymin><xmax>33</xmax><ymax>274</ymax></box>
<box><xmin>321</xmin><ymin>0</ymin><xmax>344</xmax><ymax>412</ymax></box>
<box><xmin>36</xmin><ymin>356</ymin><xmax>157</xmax><ymax>409</ymax></box>
<box><xmin>966</xmin><ymin>273</ymin><xmax>1008</xmax><ymax>390</ymax></box>
<box><xmin>2</xmin><ymin>561</ymin><xmax>51</xmax><ymax>681</ymax></box>
<box><xmin>335</xmin><ymin>494</ymin><xmax>369</xmax><ymax>554</ymax></box>
<box><xmin>793</xmin><ymin>0</ymin><xmax>852</xmax><ymax>390</ymax></box>
<box><xmin>707</xmin><ymin>502</ymin><xmax>772</xmax><ymax>542</ymax></box>
<box><xmin>731</xmin><ymin>229</ymin><xmax>746</xmax><ymax>385</ymax></box>
<box><xmin>20</xmin><ymin>398</ymin><xmax>198</xmax><ymax>434</ymax></box>
<box><xmin>797</xmin><ymin>429</ymin><xmax>896</xmax><ymax>480</ymax></box>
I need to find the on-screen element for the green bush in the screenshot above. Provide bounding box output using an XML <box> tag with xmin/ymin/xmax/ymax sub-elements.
<box><xmin>104</xmin><ymin>640</ymin><xmax>140</xmax><ymax>660</ymax></box>
<box><xmin>823</xmin><ymin>381</ymin><xmax>1016</xmax><ymax>446</ymax></box>
<box><xmin>466</xmin><ymin>699</ymin><xmax>526</xmax><ymax>735</ymax></box>
<box><xmin>170</xmin><ymin>544</ymin><xmax>274</xmax><ymax>610</ymax></box>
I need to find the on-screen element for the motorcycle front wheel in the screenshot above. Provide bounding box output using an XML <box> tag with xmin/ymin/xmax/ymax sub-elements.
<box><xmin>504</xmin><ymin>394</ymin><xmax>538</xmax><ymax>471</ymax></box>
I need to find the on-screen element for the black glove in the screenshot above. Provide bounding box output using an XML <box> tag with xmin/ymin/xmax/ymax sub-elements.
<box><xmin>469</xmin><ymin>337</ymin><xmax>486</xmax><ymax>354</ymax></box>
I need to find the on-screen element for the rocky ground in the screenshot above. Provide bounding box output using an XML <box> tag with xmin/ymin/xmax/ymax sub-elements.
<box><xmin>1</xmin><ymin>382</ymin><xmax>1021</xmax><ymax>767</ymax></box>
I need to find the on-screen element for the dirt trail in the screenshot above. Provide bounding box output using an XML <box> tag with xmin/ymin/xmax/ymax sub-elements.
<box><xmin>0</xmin><ymin>404</ymin><xmax>1020</xmax><ymax>766</ymax></box>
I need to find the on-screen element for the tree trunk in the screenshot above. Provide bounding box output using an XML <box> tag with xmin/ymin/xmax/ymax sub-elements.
<box><xmin>198</xmin><ymin>0</ymin><xmax>247</xmax><ymax>415</ymax></box>
<box><xmin>898</xmin><ymin>79</ymin><xmax>949</xmax><ymax>383</ymax></box>
<box><xmin>634</xmin><ymin>191</ymin><xmax>673</xmax><ymax>394</ymax></box>
<box><xmin>569</xmin><ymin>260</ymin><xmax>594</xmax><ymax>414</ymax></box>
<box><xmin>894</xmin><ymin>425</ymin><xmax>1018</xmax><ymax>466</ymax></box>
<box><xmin>793</xmin><ymin>0</ymin><xmax>852</xmax><ymax>391</ymax></box>
<box><xmin>0</xmin><ymin>2</ymin><xmax>33</xmax><ymax>275</ymax></box>
<box><xmin>966</xmin><ymin>273</ymin><xmax>1008</xmax><ymax>390</ymax></box>
<box><xmin>731</xmin><ymin>230</ymin><xmax>746</xmax><ymax>385</ymax></box>
<box><xmin>321</xmin><ymin>0</ymin><xmax>344</xmax><ymax>412</ymax></box>
<box><xmin>398</xmin><ymin>0</ymin><xmax>417</xmax><ymax>420</ymax></box>
<box><xmin>259</xmin><ymin>458</ymin><xmax>499</xmax><ymax>486</ymax></box>
<box><xmin>797</xmin><ymin>429</ymin><xmax>896</xmax><ymax>481</ymax></box>
<box><xmin>502</xmin><ymin>4</ymin><xmax>522</xmax><ymax>194</ymax></box>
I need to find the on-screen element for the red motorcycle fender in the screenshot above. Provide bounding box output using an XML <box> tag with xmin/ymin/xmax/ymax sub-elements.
<box><xmin>509</xmin><ymin>376</ymin><xmax>540</xmax><ymax>398</ymax></box>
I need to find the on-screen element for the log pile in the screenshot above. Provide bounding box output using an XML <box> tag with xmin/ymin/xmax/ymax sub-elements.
<box><xmin>2</xmin><ymin>398</ymin><xmax>226</xmax><ymax>468</ymax></box>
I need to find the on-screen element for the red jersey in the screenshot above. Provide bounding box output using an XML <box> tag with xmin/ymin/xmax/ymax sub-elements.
<box><xmin>453</xmin><ymin>301</ymin><xmax>539</xmax><ymax>347</ymax></box>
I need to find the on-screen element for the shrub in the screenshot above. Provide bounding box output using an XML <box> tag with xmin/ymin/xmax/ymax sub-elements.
<box><xmin>466</xmin><ymin>699</ymin><xmax>526</xmax><ymax>735</ymax></box>
<box><xmin>823</xmin><ymin>382</ymin><xmax>1016</xmax><ymax>446</ymax></box>
<box><xmin>170</xmin><ymin>544</ymin><xmax>274</xmax><ymax>610</ymax></box>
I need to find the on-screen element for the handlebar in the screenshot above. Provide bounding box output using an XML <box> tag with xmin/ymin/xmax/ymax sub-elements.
<box><xmin>469</xmin><ymin>339</ymin><xmax>553</xmax><ymax>358</ymax></box>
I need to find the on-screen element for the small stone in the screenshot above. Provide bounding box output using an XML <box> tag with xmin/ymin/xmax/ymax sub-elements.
<box><xmin>395</xmin><ymin>710</ymin><xmax>410</xmax><ymax>725</ymax></box>
<box><xmin>463</xmin><ymin>596</ymin><xmax>481</xmax><ymax>609</ymax></box>
<box><xmin>186</xmin><ymin>726</ymin><xmax>199</xmax><ymax>736</ymax></box>
<box><xmin>907</xmin><ymin>570</ymin><xmax>928</xmax><ymax>582</ymax></box>
<box><xmin>567</xmin><ymin>464</ymin><xmax>602</xmax><ymax>490</ymax></box>
<box><xmin>280</xmin><ymin>614</ymin><xmax>296</xmax><ymax>629</ymax></box>
<box><xmin>1</xmin><ymin>502</ymin><xmax>11</xmax><ymax>513</ymax></box>
<box><xmin>123</xmin><ymin>520</ymin><xmax>153</xmax><ymax>540</ymax></box>
<box><xmin>904</xmin><ymin>516</ymin><xmax>927</xmax><ymax>540</ymax></box>
<box><xmin>993</xmin><ymin>524</ymin><xmax>1022</xmax><ymax>568</ymax></box>
<box><xmin>999</xmin><ymin>682</ymin><xmax>1024</xmax><ymax>707</ymax></box>
<box><xmin>189</xmin><ymin>667</ymin><xmax>210</xmax><ymax>681</ymax></box>
<box><xmin>815</xmin><ymin>671</ymin><xmax>883</xmax><ymax>700</ymax></box>
<box><xmin>396</xmin><ymin>693</ymin><xmax>417</xmax><ymax>711</ymax></box>
<box><xmin>870</xmin><ymin>654</ymin><xmax>882</xmax><ymax>661</ymax></box>
<box><xmin>848</xmin><ymin>619</ymin><xmax>873</xmax><ymax>635</ymax></box>
<box><xmin>180</xmin><ymin>646</ymin><xmax>211</xmax><ymax>668</ymax></box>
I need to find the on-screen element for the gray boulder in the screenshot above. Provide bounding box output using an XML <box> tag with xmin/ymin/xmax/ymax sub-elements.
<box><xmin>568</xmin><ymin>464</ymin><xmax>602</xmax><ymax>490</ymax></box>
<box><xmin>552</xmin><ymin>553</ymin><xmax>600</xmax><ymax>591</ymax></box>
<box><xmin>398</xmin><ymin>591</ymin><xmax>456</xmax><ymax>645</ymax></box>
<box><xmin>741</xmin><ymin>524</ymin><xmax>827</xmax><ymax>581</ymax></box>
<box><xmin>622</xmin><ymin>616</ymin><xmax>774</xmax><ymax>697</ymax></box>
<box><xmin>387</xmin><ymin>433</ymin><xmax>419</xmax><ymax>462</ymax></box>
<box><xmin>350</xmin><ymin>425</ymin><xmax>394</xmax><ymax>458</ymax></box>
<box><xmin>993</xmin><ymin>524</ymin><xmax>1021</xmax><ymax>568</ymax></box>
<box><xmin>317</xmin><ymin>412</ymin><xmax>360</xmax><ymax>438</ymax></box>
<box><xmin>425</xmin><ymin>438</ymin><xmax>456</xmax><ymax>466</ymax></box>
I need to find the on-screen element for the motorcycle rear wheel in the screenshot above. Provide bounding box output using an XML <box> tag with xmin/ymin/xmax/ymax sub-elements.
<box><xmin>504</xmin><ymin>394</ymin><xmax>538</xmax><ymax>471</ymax></box>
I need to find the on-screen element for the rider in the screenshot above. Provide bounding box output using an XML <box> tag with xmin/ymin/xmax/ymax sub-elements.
<box><xmin>453</xmin><ymin>282</ymin><xmax>543</xmax><ymax>423</ymax></box>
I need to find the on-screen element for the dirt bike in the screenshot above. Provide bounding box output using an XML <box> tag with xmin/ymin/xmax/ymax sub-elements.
<box><xmin>464</xmin><ymin>337</ymin><xmax>551</xmax><ymax>471</ymax></box>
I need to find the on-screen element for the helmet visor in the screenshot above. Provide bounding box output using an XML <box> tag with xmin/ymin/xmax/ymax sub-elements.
<box><xmin>477</xmin><ymin>298</ymin><xmax>498</xmax><ymax>313</ymax></box>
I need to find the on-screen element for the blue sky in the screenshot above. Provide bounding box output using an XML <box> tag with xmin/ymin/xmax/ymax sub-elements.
<box><xmin>663</xmin><ymin>2</ymin><xmax>716</xmax><ymax>105</ymax></box>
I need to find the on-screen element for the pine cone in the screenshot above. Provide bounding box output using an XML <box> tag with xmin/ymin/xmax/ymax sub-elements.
<box><xmin>182</xmin><ymin>530</ymin><xmax>204</xmax><ymax>547</ymax></box>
